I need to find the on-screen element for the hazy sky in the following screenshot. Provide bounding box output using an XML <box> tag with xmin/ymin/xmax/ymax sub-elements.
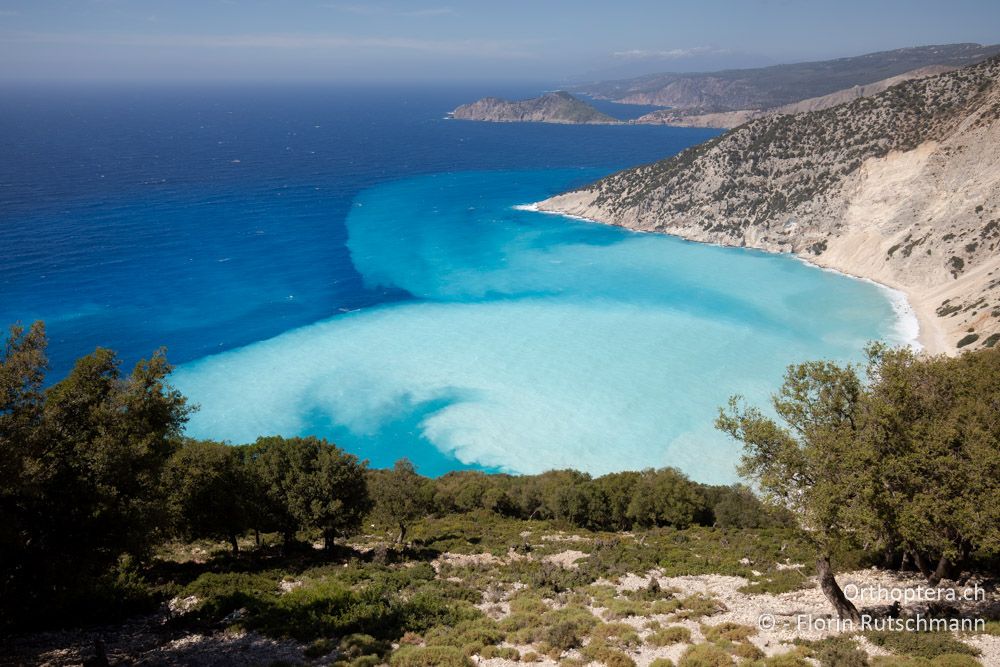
<box><xmin>1</xmin><ymin>0</ymin><xmax>999</xmax><ymax>83</ymax></box>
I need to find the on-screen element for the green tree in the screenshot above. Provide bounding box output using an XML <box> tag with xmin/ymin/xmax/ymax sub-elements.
<box><xmin>243</xmin><ymin>436</ymin><xmax>370</xmax><ymax>549</ymax></box>
<box><xmin>595</xmin><ymin>471</ymin><xmax>641</xmax><ymax>530</ymax></box>
<box><xmin>625</xmin><ymin>468</ymin><xmax>707</xmax><ymax>529</ymax></box>
<box><xmin>0</xmin><ymin>322</ymin><xmax>190</xmax><ymax>628</ymax></box>
<box><xmin>716</xmin><ymin>359</ymin><xmax>864</xmax><ymax>621</ymax></box>
<box><xmin>433</xmin><ymin>470</ymin><xmax>515</xmax><ymax>515</ymax></box>
<box><xmin>368</xmin><ymin>459</ymin><xmax>434</xmax><ymax>543</ymax></box>
<box><xmin>858</xmin><ymin>345</ymin><xmax>1000</xmax><ymax>582</ymax></box>
<box><xmin>164</xmin><ymin>440</ymin><xmax>252</xmax><ymax>555</ymax></box>
<box><xmin>0</xmin><ymin>322</ymin><xmax>49</xmax><ymax>617</ymax></box>
<box><xmin>706</xmin><ymin>484</ymin><xmax>792</xmax><ymax>529</ymax></box>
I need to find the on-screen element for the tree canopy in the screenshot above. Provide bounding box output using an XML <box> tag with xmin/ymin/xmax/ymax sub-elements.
<box><xmin>718</xmin><ymin>345</ymin><xmax>1000</xmax><ymax>618</ymax></box>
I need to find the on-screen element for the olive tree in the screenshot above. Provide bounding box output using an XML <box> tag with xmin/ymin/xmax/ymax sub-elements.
<box><xmin>716</xmin><ymin>360</ymin><xmax>865</xmax><ymax>621</ymax></box>
<box><xmin>243</xmin><ymin>436</ymin><xmax>371</xmax><ymax>549</ymax></box>
<box><xmin>368</xmin><ymin>458</ymin><xmax>434</xmax><ymax>543</ymax></box>
<box><xmin>164</xmin><ymin>440</ymin><xmax>252</xmax><ymax>555</ymax></box>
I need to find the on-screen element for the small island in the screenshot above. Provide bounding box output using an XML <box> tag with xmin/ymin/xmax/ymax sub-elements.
<box><xmin>451</xmin><ymin>90</ymin><xmax>620</xmax><ymax>124</ymax></box>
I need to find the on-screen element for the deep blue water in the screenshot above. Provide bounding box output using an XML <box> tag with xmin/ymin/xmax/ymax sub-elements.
<box><xmin>574</xmin><ymin>94</ymin><xmax>666</xmax><ymax>120</ymax></box>
<box><xmin>1</xmin><ymin>85</ymin><xmax>902</xmax><ymax>481</ymax></box>
<box><xmin>0</xmin><ymin>84</ymin><xmax>716</xmax><ymax>376</ymax></box>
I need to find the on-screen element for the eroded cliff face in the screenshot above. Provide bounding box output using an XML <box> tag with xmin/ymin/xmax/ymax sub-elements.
<box><xmin>539</xmin><ymin>59</ymin><xmax>1000</xmax><ymax>354</ymax></box>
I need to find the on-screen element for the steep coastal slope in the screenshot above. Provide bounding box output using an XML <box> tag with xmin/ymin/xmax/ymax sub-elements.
<box><xmin>578</xmin><ymin>43</ymin><xmax>1000</xmax><ymax>111</ymax></box>
<box><xmin>451</xmin><ymin>91</ymin><xmax>619</xmax><ymax>124</ymax></box>
<box><xmin>539</xmin><ymin>58</ymin><xmax>1000</xmax><ymax>354</ymax></box>
<box><xmin>634</xmin><ymin>65</ymin><xmax>955</xmax><ymax>128</ymax></box>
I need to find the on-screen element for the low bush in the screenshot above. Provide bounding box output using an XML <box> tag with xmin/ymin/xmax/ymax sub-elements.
<box><xmin>678</xmin><ymin>642</ymin><xmax>735</xmax><ymax>666</ymax></box>
<box><xmin>700</xmin><ymin>621</ymin><xmax>755</xmax><ymax>643</ymax></box>
<box><xmin>390</xmin><ymin>646</ymin><xmax>473</xmax><ymax>667</ymax></box>
<box><xmin>739</xmin><ymin>569</ymin><xmax>810</xmax><ymax>595</ymax></box>
<box><xmin>864</xmin><ymin>631</ymin><xmax>979</xmax><ymax>660</ymax></box>
<box><xmin>672</xmin><ymin>594</ymin><xmax>725</xmax><ymax>620</ymax></box>
<box><xmin>647</xmin><ymin>625</ymin><xmax>691</xmax><ymax>646</ymax></box>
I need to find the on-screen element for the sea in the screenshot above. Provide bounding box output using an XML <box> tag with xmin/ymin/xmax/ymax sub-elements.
<box><xmin>0</xmin><ymin>84</ymin><xmax>909</xmax><ymax>483</ymax></box>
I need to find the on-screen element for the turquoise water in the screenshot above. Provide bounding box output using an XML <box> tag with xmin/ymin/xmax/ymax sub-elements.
<box><xmin>173</xmin><ymin>169</ymin><xmax>903</xmax><ymax>483</ymax></box>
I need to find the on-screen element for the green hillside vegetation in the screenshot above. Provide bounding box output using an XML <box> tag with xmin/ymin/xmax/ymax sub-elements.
<box><xmin>587</xmin><ymin>56</ymin><xmax>1000</xmax><ymax>230</ymax></box>
<box><xmin>2</xmin><ymin>321</ymin><xmax>999</xmax><ymax>665</ymax></box>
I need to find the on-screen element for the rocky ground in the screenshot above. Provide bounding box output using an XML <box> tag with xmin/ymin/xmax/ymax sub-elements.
<box><xmin>5</xmin><ymin>524</ymin><xmax>997</xmax><ymax>666</ymax></box>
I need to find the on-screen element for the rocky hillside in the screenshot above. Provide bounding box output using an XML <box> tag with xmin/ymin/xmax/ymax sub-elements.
<box><xmin>634</xmin><ymin>65</ymin><xmax>955</xmax><ymax>129</ymax></box>
<box><xmin>451</xmin><ymin>91</ymin><xmax>619</xmax><ymax>124</ymax></box>
<box><xmin>539</xmin><ymin>58</ymin><xmax>1000</xmax><ymax>354</ymax></box>
<box><xmin>577</xmin><ymin>43</ymin><xmax>1000</xmax><ymax>112</ymax></box>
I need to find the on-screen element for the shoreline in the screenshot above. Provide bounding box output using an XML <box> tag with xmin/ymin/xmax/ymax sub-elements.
<box><xmin>518</xmin><ymin>201</ymin><xmax>936</xmax><ymax>355</ymax></box>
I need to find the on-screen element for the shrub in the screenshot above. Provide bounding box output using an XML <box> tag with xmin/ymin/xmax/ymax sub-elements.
<box><xmin>870</xmin><ymin>657</ymin><xmax>983</xmax><ymax>667</ymax></box>
<box><xmin>390</xmin><ymin>646</ymin><xmax>472</xmax><ymax>667</ymax></box>
<box><xmin>591</xmin><ymin>622</ymin><xmax>642</xmax><ymax>648</ymax></box>
<box><xmin>700</xmin><ymin>622</ymin><xmax>755</xmax><ymax>643</ymax></box>
<box><xmin>509</xmin><ymin>592</ymin><xmax>548</xmax><ymax>614</ymax></box>
<box><xmin>480</xmin><ymin>646</ymin><xmax>520</xmax><ymax>661</ymax></box>
<box><xmin>647</xmin><ymin>626</ymin><xmax>691</xmax><ymax>646</ymax></box>
<box><xmin>678</xmin><ymin>643</ymin><xmax>734</xmax><ymax>667</ymax></box>
<box><xmin>178</xmin><ymin>571</ymin><xmax>277</xmax><ymax>621</ymax></box>
<box><xmin>650</xmin><ymin>660</ymin><xmax>676</xmax><ymax>667</ymax></box>
<box><xmin>739</xmin><ymin>569</ymin><xmax>810</xmax><ymax>594</ymax></box>
<box><xmin>815</xmin><ymin>638</ymin><xmax>869</xmax><ymax>667</ymax></box>
<box><xmin>580</xmin><ymin>640</ymin><xmax>636</xmax><ymax>667</ymax></box>
<box><xmin>731</xmin><ymin>641</ymin><xmax>765</xmax><ymax>660</ymax></box>
<box><xmin>756</xmin><ymin>654</ymin><xmax>812</xmax><ymax>667</ymax></box>
<box><xmin>545</xmin><ymin>621</ymin><xmax>584</xmax><ymax>651</ymax></box>
<box><xmin>672</xmin><ymin>595</ymin><xmax>725</xmax><ymax>620</ymax></box>
<box><xmin>340</xmin><ymin>633</ymin><xmax>390</xmax><ymax>659</ymax></box>
<box><xmin>864</xmin><ymin>632</ymin><xmax>979</xmax><ymax>660</ymax></box>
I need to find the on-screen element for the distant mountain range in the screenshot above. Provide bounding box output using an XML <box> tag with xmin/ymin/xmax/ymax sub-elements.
<box><xmin>455</xmin><ymin>43</ymin><xmax>1000</xmax><ymax>129</ymax></box>
<box><xmin>576</xmin><ymin>43</ymin><xmax>1000</xmax><ymax>111</ymax></box>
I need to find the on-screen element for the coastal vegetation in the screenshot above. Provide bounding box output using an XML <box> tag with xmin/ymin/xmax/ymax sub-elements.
<box><xmin>2</xmin><ymin>322</ymin><xmax>998</xmax><ymax>664</ymax></box>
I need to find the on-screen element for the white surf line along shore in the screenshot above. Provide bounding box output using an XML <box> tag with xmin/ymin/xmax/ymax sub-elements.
<box><xmin>514</xmin><ymin>202</ymin><xmax>924</xmax><ymax>353</ymax></box>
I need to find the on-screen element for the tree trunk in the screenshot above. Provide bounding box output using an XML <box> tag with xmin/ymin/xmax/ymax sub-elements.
<box><xmin>927</xmin><ymin>554</ymin><xmax>950</xmax><ymax>586</ymax></box>
<box><xmin>228</xmin><ymin>534</ymin><xmax>239</xmax><ymax>556</ymax></box>
<box><xmin>396</xmin><ymin>522</ymin><xmax>407</xmax><ymax>544</ymax></box>
<box><xmin>254</xmin><ymin>529</ymin><xmax>261</xmax><ymax>547</ymax></box>
<box><xmin>913</xmin><ymin>551</ymin><xmax>932</xmax><ymax>579</ymax></box>
<box><xmin>900</xmin><ymin>551</ymin><xmax>912</xmax><ymax>572</ymax></box>
<box><xmin>817</xmin><ymin>554</ymin><xmax>861</xmax><ymax>622</ymax></box>
<box><xmin>324</xmin><ymin>529</ymin><xmax>335</xmax><ymax>551</ymax></box>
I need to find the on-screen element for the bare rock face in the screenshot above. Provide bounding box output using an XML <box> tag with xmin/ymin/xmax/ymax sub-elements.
<box><xmin>539</xmin><ymin>58</ymin><xmax>1000</xmax><ymax>354</ymax></box>
<box><xmin>451</xmin><ymin>91</ymin><xmax>620</xmax><ymax>125</ymax></box>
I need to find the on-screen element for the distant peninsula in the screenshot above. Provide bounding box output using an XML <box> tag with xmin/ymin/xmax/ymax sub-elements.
<box><xmin>450</xmin><ymin>91</ymin><xmax>620</xmax><ymax>124</ymax></box>
<box><xmin>457</xmin><ymin>44</ymin><xmax>1000</xmax><ymax>130</ymax></box>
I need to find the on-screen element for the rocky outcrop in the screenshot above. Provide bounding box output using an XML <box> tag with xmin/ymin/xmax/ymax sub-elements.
<box><xmin>539</xmin><ymin>59</ymin><xmax>1000</xmax><ymax>354</ymax></box>
<box><xmin>451</xmin><ymin>91</ymin><xmax>619</xmax><ymax>125</ymax></box>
